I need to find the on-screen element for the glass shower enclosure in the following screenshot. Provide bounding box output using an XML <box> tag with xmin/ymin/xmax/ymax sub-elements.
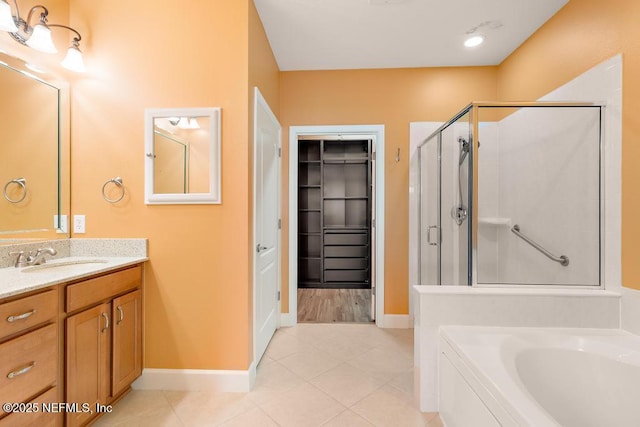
<box><xmin>418</xmin><ymin>102</ymin><xmax>604</xmax><ymax>287</ymax></box>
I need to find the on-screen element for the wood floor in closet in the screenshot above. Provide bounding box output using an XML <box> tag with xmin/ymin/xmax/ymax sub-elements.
<box><xmin>297</xmin><ymin>288</ymin><xmax>372</xmax><ymax>323</ymax></box>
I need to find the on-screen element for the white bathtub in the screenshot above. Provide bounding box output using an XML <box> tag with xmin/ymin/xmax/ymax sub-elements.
<box><xmin>438</xmin><ymin>326</ymin><xmax>640</xmax><ymax>427</ymax></box>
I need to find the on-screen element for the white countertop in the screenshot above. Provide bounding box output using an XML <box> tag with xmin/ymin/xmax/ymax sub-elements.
<box><xmin>0</xmin><ymin>256</ymin><xmax>148</xmax><ymax>299</ymax></box>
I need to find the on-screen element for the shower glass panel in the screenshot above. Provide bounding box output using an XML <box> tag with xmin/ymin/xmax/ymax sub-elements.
<box><xmin>419</xmin><ymin>111</ymin><xmax>472</xmax><ymax>286</ymax></box>
<box><xmin>418</xmin><ymin>102</ymin><xmax>603</xmax><ymax>287</ymax></box>
<box><xmin>476</xmin><ymin>105</ymin><xmax>602</xmax><ymax>285</ymax></box>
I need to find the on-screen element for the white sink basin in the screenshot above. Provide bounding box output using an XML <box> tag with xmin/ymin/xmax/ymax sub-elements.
<box><xmin>21</xmin><ymin>259</ymin><xmax>108</xmax><ymax>273</ymax></box>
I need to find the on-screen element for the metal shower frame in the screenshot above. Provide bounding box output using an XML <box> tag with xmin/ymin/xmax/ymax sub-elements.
<box><xmin>417</xmin><ymin>101</ymin><xmax>605</xmax><ymax>288</ymax></box>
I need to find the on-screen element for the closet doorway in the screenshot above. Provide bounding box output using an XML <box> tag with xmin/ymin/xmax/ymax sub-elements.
<box><xmin>288</xmin><ymin>125</ymin><xmax>385</xmax><ymax>326</ymax></box>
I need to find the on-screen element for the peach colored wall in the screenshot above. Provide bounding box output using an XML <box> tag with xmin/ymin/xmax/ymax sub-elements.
<box><xmin>68</xmin><ymin>0</ymin><xmax>253</xmax><ymax>370</ymax></box>
<box><xmin>496</xmin><ymin>0</ymin><xmax>640</xmax><ymax>289</ymax></box>
<box><xmin>279</xmin><ymin>67</ymin><xmax>498</xmax><ymax>313</ymax></box>
<box><xmin>153</xmin><ymin>132</ymin><xmax>187</xmax><ymax>194</ymax></box>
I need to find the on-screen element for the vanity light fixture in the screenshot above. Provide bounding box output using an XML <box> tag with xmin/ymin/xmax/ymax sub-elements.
<box><xmin>177</xmin><ymin>117</ymin><xmax>190</xmax><ymax>129</ymax></box>
<box><xmin>188</xmin><ymin>118</ymin><xmax>200</xmax><ymax>129</ymax></box>
<box><xmin>169</xmin><ymin>117</ymin><xmax>200</xmax><ymax>130</ymax></box>
<box><xmin>0</xmin><ymin>0</ymin><xmax>85</xmax><ymax>72</ymax></box>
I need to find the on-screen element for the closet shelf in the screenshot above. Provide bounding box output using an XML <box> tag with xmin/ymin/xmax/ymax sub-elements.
<box><xmin>323</xmin><ymin>159</ymin><xmax>368</xmax><ymax>164</ymax></box>
<box><xmin>323</xmin><ymin>196</ymin><xmax>368</xmax><ymax>200</ymax></box>
<box><xmin>323</xmin><ymin>226</ymin><xmax>368</xmax><ymax>230</ymax></box>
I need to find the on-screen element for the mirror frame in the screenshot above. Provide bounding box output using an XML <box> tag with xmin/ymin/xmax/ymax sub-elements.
<box><xmin>144</xmin><ymin>107</ymin><xmax>221</xmax><ymax>205</ymax></box>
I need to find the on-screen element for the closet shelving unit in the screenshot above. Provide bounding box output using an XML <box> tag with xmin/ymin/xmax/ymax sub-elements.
<box><xmin>298</xmin><ymin>139</ymin><xmax>372</xmax><ymax>289</ymax></box>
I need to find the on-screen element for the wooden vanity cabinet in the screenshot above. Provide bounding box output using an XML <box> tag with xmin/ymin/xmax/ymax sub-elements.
<box><xmin>65</xmin><ymin>302</ymin><xmax>111</xmax><ymax>427</ymax></box>
<box><xmin>111</xmin><ymin>290</ymin><xmax>142</xmax><ymax>397</ymax></box>
<box><xmin>0</xmin><ymin>288</ymin><xmax>60</xmax><ymax>427</ymax></box>
<box><xmin>64</xmin><ymin>266</ymin><xmax>143</xmax><ymax>427</ymax></box>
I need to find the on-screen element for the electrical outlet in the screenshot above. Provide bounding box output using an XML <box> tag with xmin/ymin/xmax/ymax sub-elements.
<box><xmin>73</xmin><ymin>215</ymin><xmax>86</xmax><ymax>234</ymax></box>
<box><xmin>54</xmin><ymin>215</ymin><xmax>68</xmax><ymax>234</ymax></box>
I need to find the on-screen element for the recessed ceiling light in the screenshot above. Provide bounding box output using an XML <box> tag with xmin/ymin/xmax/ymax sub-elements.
<box><xmin>464</xmin><ymin>35</ymin><xmax>485</xmax><ymax>48</ymax></box>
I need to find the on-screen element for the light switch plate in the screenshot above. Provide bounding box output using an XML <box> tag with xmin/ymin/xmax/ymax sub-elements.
<box><xmin>73</xmin><ymin>215</ymin><xmax>86</xmax><ymax>234</ymax></box>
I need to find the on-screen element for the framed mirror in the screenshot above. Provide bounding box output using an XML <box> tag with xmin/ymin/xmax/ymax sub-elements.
<box><xmin>144</xmin><ymin>108</ymin><xmax>221</xmax><ymax>204</ymax></box>
<box><xmin>0</xmin><ymin>52</ymin><xmax>70</xmax><ymax>241</ymax></box>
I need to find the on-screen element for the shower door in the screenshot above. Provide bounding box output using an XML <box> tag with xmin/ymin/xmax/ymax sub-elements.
<box><xmin>419</xmin><ymin>136</ymin><xmax>440</xmax><ymax>286</ymax></box>
<box><xmin>418</xmin><ymin>110</ymin><xmax>472</xmax><ymax>286</ymax></box>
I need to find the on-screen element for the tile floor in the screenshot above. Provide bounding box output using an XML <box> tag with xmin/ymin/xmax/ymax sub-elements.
<box><xmin>94</xmin><ymin>323</ymin><xmax>443</xmax><ymax>426</ymax></box>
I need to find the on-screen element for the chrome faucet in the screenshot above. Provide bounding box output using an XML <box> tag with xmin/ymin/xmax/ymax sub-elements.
<box><xmin>9</xmin><ymin>247</ymin><xmax>57</xmax><ymax>267</ymax></box>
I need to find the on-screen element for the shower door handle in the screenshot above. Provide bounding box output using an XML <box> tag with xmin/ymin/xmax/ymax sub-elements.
<box><xmin>427</xmin><ymin>226</ymin><xmax>440</xmax><ymax>246</ymax></box>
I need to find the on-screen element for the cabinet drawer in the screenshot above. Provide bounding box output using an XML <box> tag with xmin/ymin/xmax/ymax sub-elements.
<box><xmin>324</xmin><ymin>258</ymin><xmax>368</xmax><ymax>270</ymax></box>
<box><xmin>324</xmin><ymin>246</ymin><xmax>368</xmax><ymax>258</ymax></box>
<box><xmin>0</xmin><ymin>386</ymin><xmax>59</xmax><ymax>427</ymax></box>
<box><xmin>0</xmin><ymin>324</ymin><xmax>57</xmax><ymax>412</ymax></box>
<box><xmin>324</xmin><ymin>270</ymin><xmax>368</xmax><ymax>282</ymax></box>
<box><xmin>0</xmin><ymin>290</ymin><xmax>57</xmax><ymax>341</ymax></box>
<box><xmin>66</xmin><ymin>266</ymin><xmax>141</xmax><ymax>313</ymax></box>
<box><xmin>324</xmin><ymin>233</ymin><xmax>367</xmax><ymax>246</ymax></box>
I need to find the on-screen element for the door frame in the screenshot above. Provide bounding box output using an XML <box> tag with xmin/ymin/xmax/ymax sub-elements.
<box><xmin>287</xmin><ymin>125</ymin><xmax>385</xmax><ymax>327</ymax></box>
<box><xmin>252</xmin><ymin>87</ymin><xmax>282</xmax><ymax>365</ymax></box>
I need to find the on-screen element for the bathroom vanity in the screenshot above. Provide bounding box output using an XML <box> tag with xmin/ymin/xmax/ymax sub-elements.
<box><xmin>0</xmin><ymin>247</ymin><xmax>146</xmax><ymax>427</ymax></box>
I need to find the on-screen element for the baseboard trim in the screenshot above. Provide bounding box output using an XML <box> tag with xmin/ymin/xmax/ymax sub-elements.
<box><xmin>132</xmin><ymin>363</ymin><xmax>257</xmax><ymax>392</ymax></box>
<box><xmin>382</xmin><ymin>314</ymin><xmax>413</xmax><ymax>329</ymax></box>
<box><xmin>280</xmin><ymin>312</ymin><xmax>296</xmax><ymax>327</ymax></box>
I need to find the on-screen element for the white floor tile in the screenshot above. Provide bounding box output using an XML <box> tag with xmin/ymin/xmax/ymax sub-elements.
<box><xmin>321</xmin><ymin>409</ymin><xmax>375</xmax><ymax>426</ymax></box>
<box><xmin>93</xmin><ymin>324</ymin><xmax>442</xmax><ymax>427</ymax></box>
<box><xmin>257</xmin><ymin>382</ymin><xmax>345</xmax><ymax>427</ymax></box>
<box><xmin>309</xmin><ymin>362</ymin><xmax>386</xmax><ymax>406</ymax></box>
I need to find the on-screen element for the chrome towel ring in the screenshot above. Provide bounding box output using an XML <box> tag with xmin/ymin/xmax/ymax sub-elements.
<box><xmin>102</xmin><ymin>177</ymin><xmax>125</xmax><ymax>203</ymax></box>
<box><xmin>3</xmin><ymin>178</ymin><xmax>27</xmax><ymax>203</ymax></box>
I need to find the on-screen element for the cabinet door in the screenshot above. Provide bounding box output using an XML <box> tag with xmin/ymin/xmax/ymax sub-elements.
<box><xmin>112</xmin><ymin>290</ymin><xmax>142</xmax><ymax>397</ymax></box>
<box><xmin>66</xmin><ymin>302</ymin><xmax>111</xmax><ymax>427</ymax></box>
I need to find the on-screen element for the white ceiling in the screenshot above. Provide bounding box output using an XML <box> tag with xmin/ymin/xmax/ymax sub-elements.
<box><xmin>254</xmin><ymin>0</ymin><xmax>569</xmax><ymax>71</ymax></box>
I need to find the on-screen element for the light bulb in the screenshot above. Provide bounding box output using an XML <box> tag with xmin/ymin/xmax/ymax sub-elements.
<box><xmin>0</xmin><ymin>1</ymin><xmax>18</xmax><ymax>32</ymax></box>
<box><xmin>177</xmin><ymin>117</ymin><xmax>189</xmax><ymax>129</ymax></box>
<box><xmin>26</xmin><ymin>23</ymin><xmax>57</xmax><ymax>53</ymax></box>
<box><xmin>61</xmin><ymin>45</ymin><xmax>85</xmax><ymax>72</ymax></box>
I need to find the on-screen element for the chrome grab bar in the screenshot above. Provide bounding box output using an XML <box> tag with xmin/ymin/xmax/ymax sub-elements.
<box><xmin>511</xmin><ymin>224</ymin><xmax>569</xmax><ymax>267</ymax></box>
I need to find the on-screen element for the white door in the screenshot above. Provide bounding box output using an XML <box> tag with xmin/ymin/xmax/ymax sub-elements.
<box><xmin>254</xmin><ymin>88</ymin><xmax>281</xmax><ymax>364</ymax></box>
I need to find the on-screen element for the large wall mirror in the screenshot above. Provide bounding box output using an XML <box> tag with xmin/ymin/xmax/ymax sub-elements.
<box><xmin>145</xmin><ymin>108</ymin><xmax>221</xmax><ymax>204</ymax></box>
<box><xmin>0</xmin><ymin>53</ymin><xmax>69</xmax><ymax>242</ymax></box>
